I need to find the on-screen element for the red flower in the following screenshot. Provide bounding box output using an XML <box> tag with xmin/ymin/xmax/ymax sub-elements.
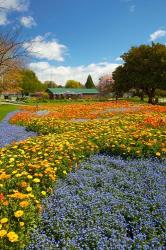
<box><xmin>0</xmin><ymin>193</ymin><xmax>4</xmax><ymax>200</ymax></box>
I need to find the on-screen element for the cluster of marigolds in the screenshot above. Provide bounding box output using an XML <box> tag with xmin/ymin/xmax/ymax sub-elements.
<box><xmin>0</xmin><ymin>101</ymin><xmax>166</xmax><ymax>249</ymax></box>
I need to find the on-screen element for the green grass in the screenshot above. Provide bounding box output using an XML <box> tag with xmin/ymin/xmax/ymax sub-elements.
<box><xmin>125</xmin><ymin>96</ymin><xmax>149</xmax><ymax>103</ymax></box>
<box><xmin>0</xmin><ymin>104</ymin><xmax>19</xmax><ymax>121</ymax></box>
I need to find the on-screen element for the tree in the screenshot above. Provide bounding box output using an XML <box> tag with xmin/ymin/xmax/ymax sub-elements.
<box><xmin>0</xmin><ymin>29</ymin><xmax>27</xmax><ymax>77</ymax></box>
<box><xmin>43</xmin><ymin>81</ymin><xmax>57</xmax><ymax>90</ymax></box>
<box><xmin>98</xmin><ymin>75</ymin><xmax>114</xmax><ymax>95</ymax></box>
<box><xmin>113</xmin><ymin>43</ymin><xmax>166</xmax><ymax>104</ymax></box>
<box><xmin>0</xmin><ymin>67</ymin><xmax>22</xmax><ymax>93</ymax></box>
<box><xmin>65</xmin><ymin>80</ymin><xmax>83</xmax><ymax>88</ymax></box>
<box><xmin>85</xmin><ymin>74</ymin><xmax>96</xmax><ymax>88</ymax></box>
<box><xmin>20</xmin><ymin>69</ymin><xmax>43</xmax><ymax>95</ymax></box>
<box><xmin>112</xmin><ymin>65</ymin><xmax>131</xmax><ymax>98</ymax></box>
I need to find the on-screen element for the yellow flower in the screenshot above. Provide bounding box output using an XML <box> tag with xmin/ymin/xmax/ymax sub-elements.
<box><xmin>28</xmin><ymin>193</ymin><xmax>35</xmax><ymax>198</ymax></box>
<box><xmin>9</xmin><ymin>158</ymin><xmax>14</xmax><ymax>163</ymax></box>
<box><xmin>0</xmin><ymin>230</ymin><xmax>7</xmax><ymax>238</ymax></box>
<box><xmin>0</xmin><ymin>218</ymin><xmax>8</xmax><ymax>224</ymax></box>
<box><xmin>33</xmin><ymin>178</ymin><xmax>40</xmax><ymax>183</ymax></box>
<box><xmin>41</xmin><ymin>191</ymin><xmax>46</xmax><ymax>196</ymax></box>
<box><xmin>27</xmin><ymin>175</ymin><xmax>33</xmax><ymax>179</ymax></box>
<box><xmin>63</xmin><ymin>170</ymin><xmax>67</xmax><ymax>175</ymax></box>
<box><xmin>26</xmin><ymin>186</ymin><xmax>32</xmax><ymax>192</ymax></box>
<box><xmin>15</xmin><ymin>173</ymin><xmax>21</xmax><ymax>177</ymax></box>
<box><xmin>14</xmin><ymin>210</ymin><xmax>24</xmax><ymax>218</ymax></box>
<box><xmin>12</xmin><ymin>170</ymin><xmax>18</xmax><ymax>175</ymax></box>
<box><xmin>156</xmin><ymin>152</ymin><xmax>161</xmax><ymax>157</ymax></box>
<box><xmin>7</xmin><ymin>231</ymin><xmax>18</xmax><ymax>242</ymax></box>
<box><xmin>19</xmin><ymin>222</ymin><xmax>24</xmax><ymax>227</ymax></box>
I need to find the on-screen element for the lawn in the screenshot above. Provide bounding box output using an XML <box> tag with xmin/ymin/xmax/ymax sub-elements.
<box><xmin>0</xmin><ymin>105</ymin><xmax>19</xmax><ymax>121</ymax></box>
<box><xmin>0</xmin><ymin>101</ymin><xmax>165</xmax><ymax>249</ymax></box>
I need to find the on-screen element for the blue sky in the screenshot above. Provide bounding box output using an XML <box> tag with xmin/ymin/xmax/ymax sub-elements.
<box><xmin>0</xmin><ymin>0</ymin><xmax>166</xmax><ymax>84</ymax></box>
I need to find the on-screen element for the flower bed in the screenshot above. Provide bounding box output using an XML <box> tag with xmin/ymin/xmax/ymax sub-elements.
<box><xmin>26</xmin><ymin>154</ymin><xmax>166</xmax><ymax>249</ymax></box>
<box><xmin>0</xmin><ymin>132</ymin><xmax>98</xmax><ymax>249</ymax></box>
<box><xmin>0</xmin><ymin>101</ymin><xmax>166</xmax><ymax>249</ymax></box>
<box><xmin>10</xmin><ymin>101</ymin><xmax>166</xmax><ymax>123</ymax></box>
<box><xmin>10</xmin><ymin>112</ymin><xmax>166</xmax><ymax>158</ymax></box>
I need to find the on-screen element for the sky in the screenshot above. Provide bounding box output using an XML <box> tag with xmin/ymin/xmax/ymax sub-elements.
<box><xmin>0</xmin><ymin>0</ymin><xmax>166</xmax><ymax>85</ymax></box>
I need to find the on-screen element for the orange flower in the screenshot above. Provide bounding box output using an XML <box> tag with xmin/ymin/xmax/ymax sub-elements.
<box><xmin>19</xmin><ymin>200</ymin><xmax>29</xmax><ymax>207</ymax></box>
<box><xmin>8</xmin><ymin>192</ymin><xmax>29</xmax><ymax>199</ymax></box>
<box><xmin>0</xmin><ymin>173</ymin><xmax>11</xmax><ymax>180</ymax></box>
<box><xmin>3</xmin><ymin>200</ymin><xmax>9</xmax><ymax>206</ymax></box>
<box><xmin>21</xmin><ymin>181</ymin><xmax>28</xmax><ymax>188</ymax></box>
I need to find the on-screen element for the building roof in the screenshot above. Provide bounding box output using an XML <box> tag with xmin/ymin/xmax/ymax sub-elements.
<box><xmin>1</xmin><ymin>90</ymin><xmax>21</xmax><ymax>95</ymax></box>
<box><xmin>47</xmin><ymin>88</ymin><xmax>99</xmax><ymax>95</ymax></box>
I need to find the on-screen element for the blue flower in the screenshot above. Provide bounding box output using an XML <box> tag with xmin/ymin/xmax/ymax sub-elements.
<box><xmin>27</xmin><ymin>154</ymin><xmax>166</xmax><ymax>249</ymax></box>
<box><xmin>0</xmin><ymin>111</ymin><xmax>37</xmax><ymax>148</ymax></box>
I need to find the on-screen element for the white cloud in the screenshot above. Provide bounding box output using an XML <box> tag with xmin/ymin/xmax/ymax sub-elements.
<box><xmin>129</xmin><ymin>5</ymin><xmax>135</xmax><ymax>12</ymax></box>
<box><xmin>24</xmin><ymin>35</ymin><xmax>67</xmax><ymax>62</ymax></box>
<box><xmin>29</xmin><ymin>61</ymin><xmax>121</xmax><ymax>85</ymax></box>
<box><xmin>20</xmin><ymin>16</ymin><xmax>36</xmax><ymax>28</ymax></box>
<box><xmin>0</xmin><ymin>0</ymin><xmax>29</xmax><ymax>25</ymax></box>
<box><xmin>0</xmin><ymin>0</ymin><xmax>29</xmax><ymax>11</ymax></box>
<box><xmin>0</xmin><ymin>11</ymin><xmax>8</xmax><ymax>25</ymax></box>
<box><xmin>150</xmin><ymin>29</ymin><xmax>166</xmax><ymax>41</ymax></box>
<box><xmin>115</xmin><ymin>57</ymin><xmax>123</xmax><ymax>62</ymax></box>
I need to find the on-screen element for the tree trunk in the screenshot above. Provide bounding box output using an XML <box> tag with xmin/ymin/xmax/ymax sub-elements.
<box><xmin>148</xmin><ymin>96</ymin><xmax>153</xmax><ymax>104</ymax></box>
<box><xmin>140</xmin><ymin>91</ymin><xmax>144</xmax><ymax>101</ymax></box>
<box><xmin>147</xmin><ymin>88</ymin><xmax>155</xmax><ymax>104</ymax></box>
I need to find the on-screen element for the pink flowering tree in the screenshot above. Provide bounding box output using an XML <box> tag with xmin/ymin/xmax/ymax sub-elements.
<box><xmin>97</xmin><ymin>75</ymin><xmax>114</xmax><ymax>96</ymax></box>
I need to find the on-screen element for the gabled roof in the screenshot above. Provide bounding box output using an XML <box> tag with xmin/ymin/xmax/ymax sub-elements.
<box><xmin>47</xmin><ymin>88</ymin><xmax>99</xmax><ymax>95</ymax></box>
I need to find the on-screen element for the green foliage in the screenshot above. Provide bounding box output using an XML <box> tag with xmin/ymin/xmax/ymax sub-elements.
<box><xmin>65</xmin><ymin>80</ymin><xmax>83</xmax><ymax>88</ymax></box>
<box><xmin>85</xmin><ymin>75</ymin><xmax>96</xmax><ymax>88</ymax></box>
<box><xmin>155</xmin><ymin>89</ymin><xmax>166</xmax><ymax>97</ymax></box>
<box><xmin>0</xmin><ymin>104</ymin><xmax>18</xmax><ymax>121</ymax></box>
<box><xmin>113</xmin><ymin>43</ymin><xmax>166</xmax><ymax>103</ymax></box>
<box><xmin>20</xmin><ymin>69</ymin><xmax>44</xmax><ymax>94</ymax></box>
<box><xmin>112</xmin><ymin>65</ymin><xmax>129</xmax><ymax>96</ymax></box>
<box><xmin>43</xmin><ymin>81</ymin><xmax>57</xmax><ymax>90</ymax></box>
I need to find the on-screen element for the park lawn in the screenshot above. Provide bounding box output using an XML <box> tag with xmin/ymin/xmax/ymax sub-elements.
<box><xmin>0</xmin><ymin>104</ymin><xmax>19</xmax><ymax>121</ymax></box>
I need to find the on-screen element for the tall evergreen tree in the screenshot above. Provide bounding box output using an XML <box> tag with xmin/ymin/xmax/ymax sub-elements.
<box><xmin>85</xmin><ymin>75</ymin><xmax>96</xmax><ymax>88</ymax></box>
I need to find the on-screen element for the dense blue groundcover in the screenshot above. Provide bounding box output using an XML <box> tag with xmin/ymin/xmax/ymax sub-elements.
<box><xmin>27</xmin><ymin>155</ymin><xmax>166</xmax><ymax>250</ymax></box>
<box><xmin>0</xmin><ymin>111</ymin><xmax>37</xmax><ymax>148</ymax></box>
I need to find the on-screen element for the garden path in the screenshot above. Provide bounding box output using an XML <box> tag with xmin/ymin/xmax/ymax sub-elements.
<box><xmin>0</xmin><ymin>111</ymin><xmax>37</xmax><ymax>148</ymax></box>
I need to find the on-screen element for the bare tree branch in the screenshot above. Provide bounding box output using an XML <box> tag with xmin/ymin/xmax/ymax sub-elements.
<box><xmin>0</xmin><ymin>28</ymin><xmax>29</xmax><ymax>76</ymax></box>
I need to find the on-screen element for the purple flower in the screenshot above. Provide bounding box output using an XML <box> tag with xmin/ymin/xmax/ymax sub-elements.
<box><xmin>0</xmin><ymin>111</ymin><xmax>37</xmax><ymax>148</ymax></box>
<box><xmin>27</xmin><ymin>154</ymin><xmax>166</xmax><ymax>249</ymax></box>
